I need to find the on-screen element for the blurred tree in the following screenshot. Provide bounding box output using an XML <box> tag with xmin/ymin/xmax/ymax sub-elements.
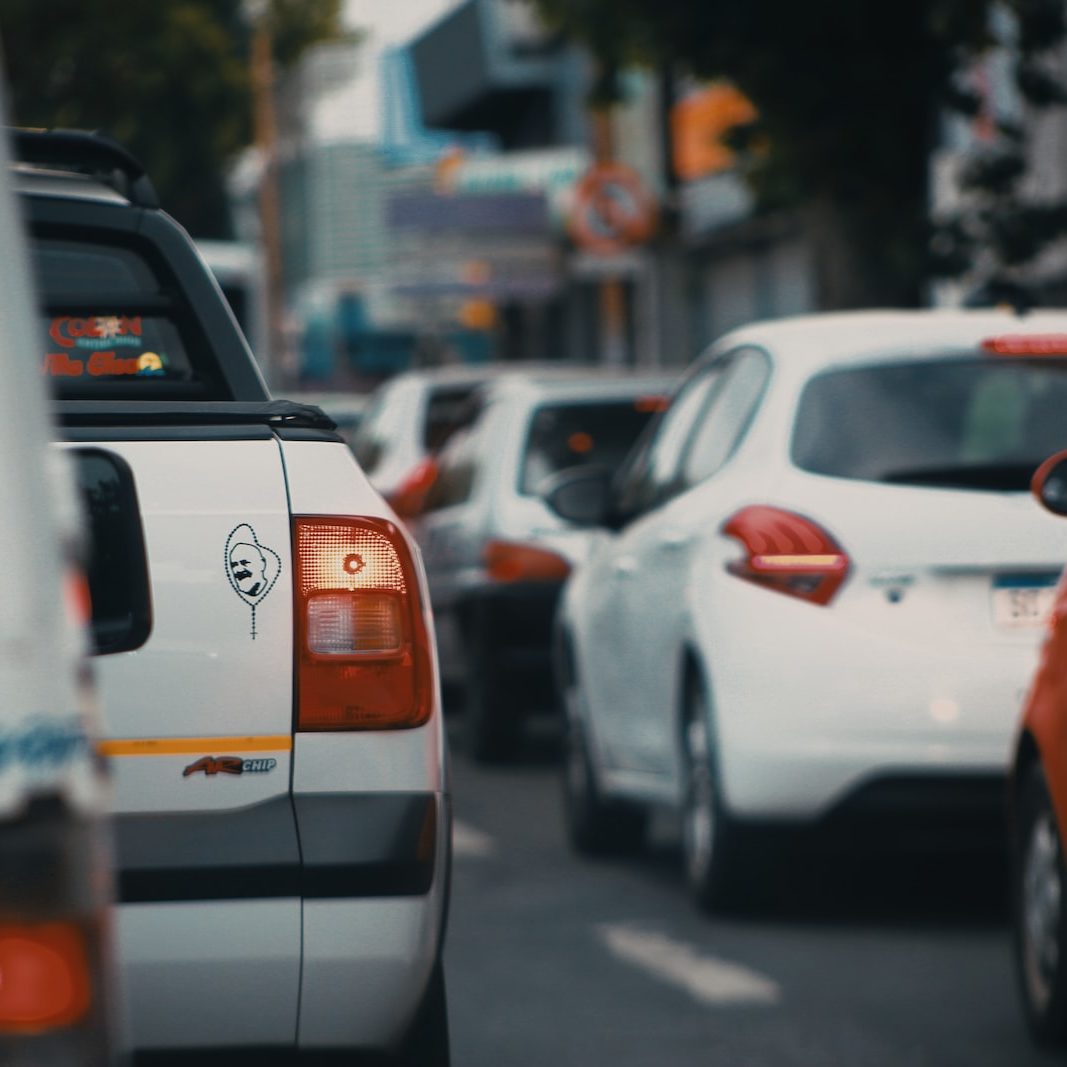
<box><xmin>0</xmin><ymin>0</ymin><xmax>344</xmax><ymax>237</ymax></box>
<box><xmin>531</xmin><ymin>0</ymin><xmax>1067</xmax><ymax>307</ymax></box>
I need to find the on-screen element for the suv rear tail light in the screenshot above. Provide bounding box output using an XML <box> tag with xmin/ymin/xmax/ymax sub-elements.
<box><xmin>0</xmin><ymin>921</ymin><xmax>92</xmax><ymax>1033</ymax></box>
<box><xmin>294</xmin><ymin>517</ymin><xmax>434</xmax><ymax>730</ymax></box>
<box><xmin>722</xmin><ymin>505</ymin><xmax>849</xmax><ymax>606</ymax></box>
<box><xmin>484</xmin><ymin>539</ymin><xmax>571</xmax><ymax>583</ymax></box>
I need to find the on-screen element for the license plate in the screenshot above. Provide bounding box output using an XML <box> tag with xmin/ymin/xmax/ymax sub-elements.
<box><xmin>992</xmin><ymin>576</ymin><xmax>1059</xmax><ymax>628</ymax></box>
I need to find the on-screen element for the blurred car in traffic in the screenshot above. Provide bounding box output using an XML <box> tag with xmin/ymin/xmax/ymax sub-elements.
<box><xmin>1010</xmin><ymin>444</ymin><xmax>1067</xmax><ymax>1048</ymax></box>
<box><xmin>0</xmin><ymin>121</ymin><xmax>118</xmax><ymax>1062</ymax></box>
<box><xmin>351</xmin><ymin>365</ymin><xmax>501</xmax><ymax>506</ymax></box>
<box><xmin>408</xmin><ymin>369</ymin><xmax>673</xmax><ymax>761</ymax></box>
<box><xmin>550</xmin><ymin>310</ymin><xmax>1067</xmax><ymax>912</ymax></box>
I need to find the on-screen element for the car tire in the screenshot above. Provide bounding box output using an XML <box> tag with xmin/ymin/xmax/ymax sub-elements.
<box><xmin>561</xmin><ymin>686</ymin><xmax>647</xmax><ymax>856</ymax></box>
<box><xmin>1013</xmin><ymin>762</ymin><xmax>1067</xmax><ymax>1047</ymax></box>
<box><xmin>681</xmin><ymin>678</ymin><xmax>748</xmax><ymax>913</ymax></box>
<box><xmin>395</xmin><ymin>960</ymin><xmax>450</xmax><ymax>1066</ymax></box>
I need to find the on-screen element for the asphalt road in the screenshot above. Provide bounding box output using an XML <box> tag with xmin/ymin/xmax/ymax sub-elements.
<box><xmin>443</xmin><ymin>725</ymin><xmax>1062</xmax><ymax>1067</ymax></box>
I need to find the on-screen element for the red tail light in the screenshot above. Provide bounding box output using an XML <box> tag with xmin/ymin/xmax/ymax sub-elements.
<box><xmin>0</xmin><ymin>921</ymin><xmax>92</xmax><ymax>1033</ymax></box>
<box><xmin>63</xmin><ymin>568</ymin><xmax>92</xmax><ymax>628</ymax></box>
<box><xmin>294</xmin><ymin>517</ymin><xmax>434</xmax><ymax>730</ymax></box>
<box><xmin>484</xmin><ymin>540</ymin><xmax>571</xmax><ymax>583</ymax></box>
<box><xmin>722</xmin><ymin>505</ymin><xmax>849</xmax><ymax>606</ymax></box>
<box><xmin>387</xmin><ymin>458</ymin><xmax>439</xmax><ymax>519</ymax></box>
<box><xmin>981</xmin><ymin>334</ymin><xmax>1067</xmax><ymax>356</ymax></box>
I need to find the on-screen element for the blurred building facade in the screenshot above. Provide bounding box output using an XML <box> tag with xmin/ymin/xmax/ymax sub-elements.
<box><xmin>237</xmin><ymin>0</ymin><xmax>1067</xmax><ymax>386</ymax></box>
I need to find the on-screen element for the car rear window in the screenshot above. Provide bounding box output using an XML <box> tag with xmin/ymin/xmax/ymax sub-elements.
<box><xmin>423</xmin><ymin>385</ymin><xmax>481</xmax><ymax>451</ymax></box>
<box><xmin>32</xmin><ymin>238</ymin><xmax>202</xmax><ymax>397</ymax></box>
<box><xmin>791</xmin><ymin>356</ymin><xmax>1067</xmax><ymax>490</ymax></box>
<box><xmin>520</xmin><ymin>399</ymin><xmax>661</xmax><ymax>495</ymax></box>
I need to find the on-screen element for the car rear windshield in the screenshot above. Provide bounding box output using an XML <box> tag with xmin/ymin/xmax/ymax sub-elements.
<box><xmin>423</xmin><ymin>384</ymin><xmax>482</xmax><ymax>451</ymax></box>
<box><xmin>32</xmin><ymin>238</ymin><xmax>205</xmax><ymax>398</ymax></box>
<box><xmin>791</xmin><ymin>356</ymin><xmax>1067</xmax><ymax>490</ymax></box>
<box><xmin>520</xmin><ymin>399</ymin><xmax>660</xmax><ymax>495</ymax></box>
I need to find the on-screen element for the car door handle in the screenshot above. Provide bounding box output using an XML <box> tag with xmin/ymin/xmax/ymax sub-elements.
<box><xmin>613</xmin><ymin>556</ymin><xmax>638</xmax><ymax>577</ymax></box>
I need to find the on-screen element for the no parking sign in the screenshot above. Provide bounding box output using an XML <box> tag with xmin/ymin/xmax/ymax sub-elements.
<box><xmin>568</xmin><ymin>162</ymin><xmax>657</xmax><ymax>255</ymax></box>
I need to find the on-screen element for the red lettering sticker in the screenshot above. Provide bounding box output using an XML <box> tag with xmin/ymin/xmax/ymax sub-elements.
<box><xmin>50</xmin><ymin>316</ymin><xmax>144</xmax><ymax>349</ymax></box>
<box><xmin>44</xmin><ymin>352</ymin><xmax>84</xmax><ymax>377</ymax></box>
<box><xmin>88</xmin><ymin>351</ymin><xmax>141</xmax><ymax>376</ymax></box>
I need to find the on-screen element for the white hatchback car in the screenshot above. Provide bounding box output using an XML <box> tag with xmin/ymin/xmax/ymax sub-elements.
<box><xmin>551</xmin><ymin>311</ymin><xmax>1067</xmax><ymax>911</ymax></box>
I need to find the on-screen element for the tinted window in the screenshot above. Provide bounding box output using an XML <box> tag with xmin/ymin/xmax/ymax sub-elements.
<box><xmin>680</xmin><ymin>348</ymin><xmax>770</xmax><ymax>487</ymax></box>
<box><xmin>35</xmin><ymin>240</ymin><xmax>154</xmax><ymax>294</ymax></box>
<box><xmin>519</xmin><ymin>399</ymin><xmax>661</xmax><ymax>496</ymax></box>
<box><xmin>613</xmin><ymin>364</ymin><xmax>724</xmax><ymax>517</ymax></box>
<box><xmin>791</xmin><ymin>357</ymin><xmax>1067</xmax><ymax>490</ymax></box>
<box><xmin>423</xmin><ymin>428</ymin><xmax>481</xmax><ymax>512</ymax></box>
<box><xmin>351</xmin><ymin>391</ymin><xmax>393</xmax><ymax>474</ymax></box>
<box><xmin>32</xmin><ymin>238</ymin><xmax>198</xmax><ymax>394</ymax></box>
<box><xmin>423</xmin><ymin>385</ymin><xmax>481</xmax><ymax>451</ymax></box>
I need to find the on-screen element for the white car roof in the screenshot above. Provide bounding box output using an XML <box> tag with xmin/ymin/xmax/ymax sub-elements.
<box><xmin>478</xmin><ymin>369</ymin><xmax>677</xmax><ymax>405</ymax></box>
<box><xmin>716</xmin><ymin>309</ymin><xmax>1067</xmax><ymax>371</ymax></box>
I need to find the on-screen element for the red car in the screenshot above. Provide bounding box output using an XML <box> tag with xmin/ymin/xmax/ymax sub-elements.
<box><xmin>1012</xmin><ymin>446</ymin><xmax>1067</xmax><ymax>1045</ymax></box>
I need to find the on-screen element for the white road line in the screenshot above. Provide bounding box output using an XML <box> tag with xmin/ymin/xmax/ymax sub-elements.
<box><xmin>452</xmin><ymin>819</ymin><xmax>495</xmax><ymax>858</ymax></box>
<box><xmin>596</xmin><ymin>923</ymin><xmax>781</xmax><ymax>1007</ymax></box>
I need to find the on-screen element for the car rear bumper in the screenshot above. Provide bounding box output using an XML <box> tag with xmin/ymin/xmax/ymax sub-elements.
<box><xmin>116</xmin><ymin>791</ymin><xmax>449</xmax><ymax>1052</ymax></box>
<box><xmin>703</xmin><ymin>592</ymin><xmax>1043</xmax><ymax>820</ymax></box>
<box><xmin>811</xmin><ymin>772</ymin><xmax>1007</xmax><ymax>849</ymax></box>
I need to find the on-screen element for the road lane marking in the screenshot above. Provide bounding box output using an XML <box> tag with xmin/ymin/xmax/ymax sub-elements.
<box><xmin>596</xmin><ymin>923</ymin><xmax>781</xmax><ymax>1007</ymax></box>
<box><xmin>452</xmin><ymin>819</ymin><xmax>495</xmax><ymax>858</ymax></box>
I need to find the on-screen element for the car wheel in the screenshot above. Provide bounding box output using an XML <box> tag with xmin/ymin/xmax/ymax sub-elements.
<box><xmin>561</xmin><ymin>687</ymin><xmax>647</xmax><ymax>856</ymax></box>
<box><xmin>395</xmin><ymin>960</ymin><xmax>450</xmax><ymax>1066</ymax></box>
<box><xmin>681</xmin><ymin>680</ymin><xmax>747</xmax><ymax>913</ymax></box>
<box><xmin>1014</xmin><ymin>763</ymin><xmax>1067</xmax><ymax>1047</ymax></box>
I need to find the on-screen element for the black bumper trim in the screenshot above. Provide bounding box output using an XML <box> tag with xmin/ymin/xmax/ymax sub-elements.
<box><xmin>116</xmin><ymin>792</ymin><xmax>439</xmax><ymax>904</ymax></box>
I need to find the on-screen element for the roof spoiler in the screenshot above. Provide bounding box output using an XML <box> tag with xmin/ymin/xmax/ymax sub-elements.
<box><xmin>8</xmin><ymin>128</ymin><xmax>159</xmax><ymax>208</ymax></box>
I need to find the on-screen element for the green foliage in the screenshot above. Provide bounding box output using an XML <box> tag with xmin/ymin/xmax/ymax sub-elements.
<box><xmin>531</xmin><ymin>0</ymin><xmax>1067</xmax><ymax>306</ymax></box>
<box><xmin>0</xmin><ymin>0</ymin><xmax>343</xmax><ymax>236</ymax></box>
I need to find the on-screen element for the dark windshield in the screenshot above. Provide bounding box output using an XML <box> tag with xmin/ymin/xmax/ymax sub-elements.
<box><xmin>520</xmin><ymin>399</ymin><xmax>662</xmax><ymax>495</ymax></box>
<box><xmin>791</xmin><ymin>356</ymin><xmax>1067</xmax><ymax>490</ymax></box>
<box><xmin>423</xmin><ymin>384</ymin><xmax>482</xmax><ymax>451</ymax></box>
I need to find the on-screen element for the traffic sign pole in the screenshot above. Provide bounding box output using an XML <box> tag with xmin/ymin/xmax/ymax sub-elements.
<box><xmin>594</xmin><ymin>110</ymin><xmax>626</xmax><ymax>367</ymax></box>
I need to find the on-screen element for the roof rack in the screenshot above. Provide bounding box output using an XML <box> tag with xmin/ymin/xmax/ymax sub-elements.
<box><xmin>9</xmin><ymin>128</ymin><xmax>159</xmax><ymax>208</ymax></box>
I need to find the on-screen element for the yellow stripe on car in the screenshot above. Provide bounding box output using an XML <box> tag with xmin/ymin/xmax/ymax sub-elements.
<box><xmin>99</xmin><ymin>736</ymin><xmax>293</xmax><ymax>757</ymax></box>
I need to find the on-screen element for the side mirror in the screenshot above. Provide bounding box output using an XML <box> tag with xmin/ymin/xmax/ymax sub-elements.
<box><xmin>73</xmin><ymin>448</ymin><xmax>152</xmax><ymax>655</ymax></box>
<box><xmin>541</xmin><ymin>465</ymin><xmax>613</xmax><ymax>527</ymax></box>
<box><xmin>1032</xmin><ymin>450</ymin><xmax>1067</xmax><ymax>516</ymax></box>
<box><xmin>388</xmin><ymin>457</ymin><xmax>439</xmax><ymax>519</ymax></box>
